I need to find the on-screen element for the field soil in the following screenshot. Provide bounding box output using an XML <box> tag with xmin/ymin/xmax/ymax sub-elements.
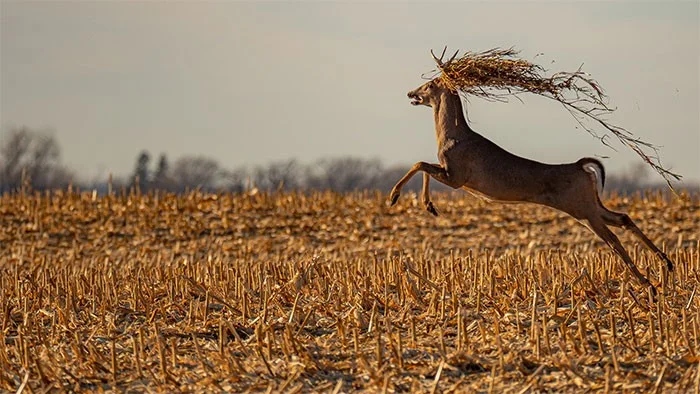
<box><xmin>0</xmin><ymin>190</ymin><xmax>699</xmax><ymax>393</ymax></box>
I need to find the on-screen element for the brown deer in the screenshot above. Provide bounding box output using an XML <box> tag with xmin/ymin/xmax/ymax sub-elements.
<box><xmin>389</xmin><ymin>49</ymin><xmax>674</xmax><ymax>294</ymax></box>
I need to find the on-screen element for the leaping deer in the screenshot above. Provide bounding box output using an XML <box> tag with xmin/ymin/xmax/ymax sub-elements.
<box><xmin>389</xmin><ymin>49</ymin><xmax>674</xmax><ymax>294</ymax></box>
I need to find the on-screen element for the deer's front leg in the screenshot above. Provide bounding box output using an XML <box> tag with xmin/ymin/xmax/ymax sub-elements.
<box><xmin>389</xmin><ymin>162</ymin><xmax>455</xmax><ymax>210</ymax></box>
<box><xmin>389</xmin><ymin>164</ymin><xmax>420</xmax><ymax>206</ymax></box>
<box><xmin>422</xmin><ymin>172</ymin><xmax>438</xmax><ymax>216</ymax></box>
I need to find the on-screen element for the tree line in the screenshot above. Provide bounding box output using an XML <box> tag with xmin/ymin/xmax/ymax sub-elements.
<box><xmin>0</xmin><ymin>127</ymin><xmax>693</xmax><ymax>195</ymax></box>
<box><xmin>0</xmin><ymin>127</ymin><xmax>430</xmax><ymax>194</ymax></box>
<box><xmin>125</xmin><ymin>149</ymin><xmax>427</xmax><ymax>194</ymax></box>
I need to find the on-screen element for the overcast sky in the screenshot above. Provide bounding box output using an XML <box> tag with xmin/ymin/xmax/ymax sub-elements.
<box><xmin>1</xmin><ymin>1</ymin><xmax>698</xmax><ymax>185</ymax></box>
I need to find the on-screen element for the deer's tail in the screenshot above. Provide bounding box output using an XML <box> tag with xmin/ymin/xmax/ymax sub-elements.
<box><xmin>579</xmin><ymin>157</ymin><xmax>606</xmax><ymax>200</ymax></box>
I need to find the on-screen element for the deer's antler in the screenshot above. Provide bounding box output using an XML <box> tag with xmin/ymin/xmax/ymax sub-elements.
<box><xmin>431</xmin><ymin>46</ymin><xmax>459</xmax><ymax>68</ymax></box>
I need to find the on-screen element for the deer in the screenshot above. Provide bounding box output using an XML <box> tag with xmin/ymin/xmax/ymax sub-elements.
<box><xmin>388</xmin><ymin>49</ymin><xmax>674</xmax><ymax>295</ymax></box>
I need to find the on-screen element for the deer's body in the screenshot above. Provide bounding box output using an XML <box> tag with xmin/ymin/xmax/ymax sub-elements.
<box><xmin>430</xmin><ymin>91</ymin><xmax>602</xmax><ymax>216</ymax></box>
<box><xmin>390</xmin><ymin>74</ymin><xmax>674</xmax><ymax>293</ymax></box>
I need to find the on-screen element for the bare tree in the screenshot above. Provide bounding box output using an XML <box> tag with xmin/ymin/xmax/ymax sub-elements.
<box><xmin>606</xmin><ymin>162</ymin><xmax>651</xmax><ymax>196</ymax></box>
<box><xmin>305</xmin><ymin>157</ymin><xmax>384</xmax><ymax>192</ymax></box>
<box><xmin>0</xmin><ymin>128</ymin><xmax>32</xmax><ymax>190</ymax></box>
<box><xmin>221</xmin><ymin>166</ymin><xmax>250</xmax><ymax>193</ymax></box>
<box><xmin>0</xmin><ymin>127</ymin><xmax>73</xmax><ymax>192</ymax></box>
<box><xmin>171</xmin><ymin>156</ymin><xmax>221</xmax><ymax>192</ymax></box>
<box><xmin>254</xmin><ymin>159</ymin><xmax>300</xmax><ymax>191</ymax></box>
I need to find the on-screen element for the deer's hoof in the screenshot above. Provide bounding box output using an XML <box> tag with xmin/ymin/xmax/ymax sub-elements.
<box><xmin>389</xmin><ymin>192</ymin><xmax>400</xmax><ymax>207</ymax></box>
<box><xmin>426</xmin><ymin>202</ymin><xmax>439</xmax><ymax>217</ymax></box>
<box><xmin>661</xmin><ymin>254</ymin><xmax>674</xmax><ymax>271</ymax></box>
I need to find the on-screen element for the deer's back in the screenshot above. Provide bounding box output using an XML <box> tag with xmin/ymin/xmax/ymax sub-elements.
<box><xmin>451</xmin><ymin>132</ymin><xmax>592</xmax><ymax>208</ymax></box>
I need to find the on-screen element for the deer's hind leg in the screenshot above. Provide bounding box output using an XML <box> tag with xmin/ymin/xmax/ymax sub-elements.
<box><xmin>601</xmin><ymin>209</ymin><xmax>674</xmax><ymax>271</ymax></box>
<box><xmin>586</xmin><ymin>218</ymin><xmax>656</xmax><ymax>294</ymax></box>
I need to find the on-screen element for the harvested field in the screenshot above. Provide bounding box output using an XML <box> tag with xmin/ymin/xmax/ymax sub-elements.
<box><xmin>0</xmin><ymin>189</ymin><xmax>699</xmax><ymax>393</ymax></box>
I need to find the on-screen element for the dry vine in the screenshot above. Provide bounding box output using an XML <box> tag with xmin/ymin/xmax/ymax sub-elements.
<box><xmin>426</xmin><ymin>47</ymin><xmax>681</xmax><ymax>192</ymax></box>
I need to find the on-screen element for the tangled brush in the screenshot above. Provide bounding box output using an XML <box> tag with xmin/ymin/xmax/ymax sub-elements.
<box><xmin>427</xmin><ymin>47</ymin><xmax>681</xmax><ymax>192</ymax></box>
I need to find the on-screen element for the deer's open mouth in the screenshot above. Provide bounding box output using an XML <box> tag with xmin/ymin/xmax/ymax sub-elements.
<box><xmin>410</xmin><ymin>96</ymin><xmax>423</xmax><ymax>105</ymax></box>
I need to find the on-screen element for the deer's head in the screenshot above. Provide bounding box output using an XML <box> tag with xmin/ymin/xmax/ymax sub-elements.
<box><xmin>408</xmin><ymin>47</ymin><xmax>459</xmax><ymax>108</ymax></box>
<box><xmin>407</xmin><ymin>79</ymin><xmax>451</xmax><ymax>107</ymax></box>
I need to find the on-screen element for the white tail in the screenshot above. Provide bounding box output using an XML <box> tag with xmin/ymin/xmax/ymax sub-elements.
<box><xmin>581</xmin><ymin>158</ymin><xmax>605</xmax><ymax>201</ymax></box>
<box><xmin>389</xmin><ymin>57</ymin><xmax>674</xmax><ymax>294</ymax></box>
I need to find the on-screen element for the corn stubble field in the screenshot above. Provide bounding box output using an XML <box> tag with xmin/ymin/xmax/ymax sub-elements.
<box><xmin>0</xmin><ymin>189</ymin><xmax>699</xmax><ymax>393</ymax></box>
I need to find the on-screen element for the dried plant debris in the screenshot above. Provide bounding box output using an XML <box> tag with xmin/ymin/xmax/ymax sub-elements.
<box><xmin>0</xmin><ymin>189</ymin><xmax>698</xmax><ymax>392</ymax></box>
<box><xmin>427</xmin><ymin>47</ymin><xmax>682</xmax><ymax>192</ymax></box>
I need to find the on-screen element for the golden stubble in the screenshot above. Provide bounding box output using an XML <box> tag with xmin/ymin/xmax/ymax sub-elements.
<box><xmin>0</xmin><ymin>189</ymin><xmax>698</xmax><ymax>392</ymax></box>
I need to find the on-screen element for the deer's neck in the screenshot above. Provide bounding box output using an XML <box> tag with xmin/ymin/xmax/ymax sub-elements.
<box><xmin>433</xmin><ymin>93</ymin><xmax>471</xmax><ymax>146</ymax></box>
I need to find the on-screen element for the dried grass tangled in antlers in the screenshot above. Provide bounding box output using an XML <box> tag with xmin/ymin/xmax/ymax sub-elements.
<box><xmin>428</xmin><ymin>47</ymin><xmax>681</xmax><ymax>192</ymax></box>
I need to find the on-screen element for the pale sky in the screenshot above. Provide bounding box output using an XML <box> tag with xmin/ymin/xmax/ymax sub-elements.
<box><xmin>1</xmin><ymin>1</ymin><xmax>699</xmax><ymax>184</ymax></box>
